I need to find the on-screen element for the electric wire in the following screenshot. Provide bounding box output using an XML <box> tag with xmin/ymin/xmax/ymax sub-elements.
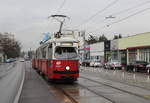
<box><xmin>88</xmin><ymin>6</ymin><xmax>150</xmax><ymax>34</ymax></box>
<box><xmin>111</xmin><ymin>0</ymin><xmax>150</xmax><ymax>16</ymax></box>
<box><xmin>48</xmin><ymin>0</ymin><xmax>67</xmax><ymax>33</ymax></box>
<box><xmin>86</xmin><ymin>0</ymin><xmax>150</xmax><ymax>33</ymax></box>
<box><xmin>74</xmin><ymin>0</ymin><xmax>119</xmax><ymax>28</ymax></box>
<box><xmin>55</xmin><ymin>0</ymin><xmax>67</xmax><ymax>14</ymax></box>
<box><xmin>108</xmin><ymin>6</ymin><xmax>150</xmax><ymax>26</ymax></box>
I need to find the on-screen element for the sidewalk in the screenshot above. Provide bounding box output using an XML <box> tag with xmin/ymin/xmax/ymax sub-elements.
<box><xmin>19</xmin><ymin>62</ymin><xmax>60</xmax><ymax>103</ymax></box>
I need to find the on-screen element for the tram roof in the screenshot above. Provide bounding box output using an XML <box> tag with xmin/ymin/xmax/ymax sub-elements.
<box><xmin>49</xmin><ymin>37</ymin><xmax>78</xmax><ymax>43</ymax></box>
<box><xmin>37</xmin><ymin>37</ymin><xmax>78</xmax><ymax>50</ymax></box>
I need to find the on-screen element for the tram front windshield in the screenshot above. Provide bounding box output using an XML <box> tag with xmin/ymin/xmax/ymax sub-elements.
<box><xmin>55</xmin><ymin>47</ymin><xmax>77</xmax><ymax>59</ymax></box>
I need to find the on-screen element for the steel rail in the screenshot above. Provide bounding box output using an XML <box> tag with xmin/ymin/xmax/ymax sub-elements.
<box><xmin>81</xmin><ymin>69</ymin><xmax>150</xmax><ymax>91</ymax></box>
<box><xmin>80</xmin><ymin>76</ymin><xmax>150</xmax><ymax>100</ymax></box>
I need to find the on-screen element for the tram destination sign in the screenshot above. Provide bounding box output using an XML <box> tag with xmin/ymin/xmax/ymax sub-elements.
<box><xmin>61</xmin><ymin>42</ymin><xmax>73</xmax><ymax>46</ymax></box>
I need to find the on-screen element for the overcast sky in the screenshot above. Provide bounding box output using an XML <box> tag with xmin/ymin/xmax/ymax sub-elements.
<box><xmin>1</xmin><ymin>0</ymin><xmax>150</xmax><ymax>51</ymax></box>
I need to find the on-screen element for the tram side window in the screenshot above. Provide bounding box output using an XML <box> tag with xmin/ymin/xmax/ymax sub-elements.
<box><xmin>37</xmin><ymin>50</ymin><xmax>41</xmax><ymax>59</ymax></box>
<box><xmin>42</xmin><ymin>47</ymin><xmax>46</xmax><ymax>59</ymax></box>
<box><xmin>35</xmin><ymin>51</ymin><xmax>38</xmax><ymax>59</ymax></box>
<box><xmin>48</xmin><ymin>44</ymin><xmax>52</xmax><ymax>59</ymax></box>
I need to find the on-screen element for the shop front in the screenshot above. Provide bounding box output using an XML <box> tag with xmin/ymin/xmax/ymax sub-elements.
<box><xmin>119</xmin><ymin>32</ymin><xmax>150</xmax><ymax>64</ymax></box>
<box><xmin>127</xmin><ymin>46</ymin><xmax>150</xmax><ymax>64</ymax></box>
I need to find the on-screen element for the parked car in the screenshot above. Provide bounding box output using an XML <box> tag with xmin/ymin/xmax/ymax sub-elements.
<box><xmin>104</xmin><ymin>60</ymin><xmax>122</xmax><ymax>70</ymax></box>
<box><xmin>5</xmin><ymin>59</ymin><xmax>11</xmax><ymax>63</ymax></box>
<box><xmin>81</xmin><ymin>59</ymin><xmax>90</xmax><ymax>66</ymax></box>
<box><xmin>5</xmin><ymin>58</ymin><xmax>16</xmax><ymax>63</ymax></box>
<box><xmin>146</xmin><ymin>64</ymin><xmax>150</xmax><ymax>73</ymax></box>
<box><xmin>24</xmin><ymin>57</ymin><xmax>30</xmax><ymax>61</ymax></box>
<box><xmin>94</xmin><ymin>61</ymin><xmax>103</xmax><ymax>67</ymax></box>
<box><xmin>90</xmin><ymin>61</ymin><xmax>95</xmax><ymax>67</ymax></box>
<box><xmin>19</xmin><ymin>58</ymin><xmax>25</xmax><ymax>62</ymax></box>
<box><xmin>126</xmin><ymin>60</ymin><xmax>148</xmax><ymax>72</ymax></box>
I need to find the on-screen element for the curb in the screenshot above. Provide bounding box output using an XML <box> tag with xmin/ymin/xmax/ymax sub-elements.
<box><xmin>13</xmin><ymin>66</ymin><xmax>25</xmax><ymax>103</ymax></box>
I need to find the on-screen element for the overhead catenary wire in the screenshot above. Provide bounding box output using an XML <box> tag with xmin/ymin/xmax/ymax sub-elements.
<box><xmin>108</xmin><ymin>6</ymin><xmax>150</xmax><ymax>26</ymax></box>
<box><xmin>88</xmin><ymin>5</ymin><xmax>150</xmax><ymax>34</ymax></box>
<box><xmin>111</xmin><ymin>0</ymin><xmax>150</xmax><ymax>16</ymax></box>
<box><xmin>86</xmin><ymin>0</ymin><xmax>150</xmax><ymax>33</ymax></box>
<box><xmin>55</xmin><ymin>0</ymin><xmax>67</xmax><ymax>14</ymax></box>
<box><xmin>48</xmin><ymin>0</ymin><xmax>67</xmax><ymax>33</ymax></box>
<box><xmin>74</xmin><ymin>0</ymin><xmax>119</xmax><ymax>28</ymax></box>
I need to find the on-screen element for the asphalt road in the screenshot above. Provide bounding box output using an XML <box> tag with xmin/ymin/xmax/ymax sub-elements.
<box><xmin>0</xmin><ymin>61</ymin><xmax>24</xmax><ymax>103</ymax></box>
<box><xmin>46</xmin><ymin>66</ymin><xmax>150</xmax><ymax>103</ymax></box>
<box><xmin>3</xmin><ymin>62</ymin><xmax>149</xmax><ymax>103</ymax></box>
<box><xmin>80</xmin><ymin>66</ymin><xmax>150</xmax><ymax>90</ymax></box>
<box><xmin>19</xmin><ymin>61</ymin><xmax>60</xmax><ymax>103</ymax></box>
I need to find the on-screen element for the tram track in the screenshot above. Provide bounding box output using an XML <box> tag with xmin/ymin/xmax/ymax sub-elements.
<box><xmin>78</xmin><ymin>84</ymin><xmax>116</xmax><ymax>103</ymax></box>
<box><xmin>52</xmin><ymin>83</ymin><xmax>114</xmax><ymax>103</ymax></box>
<box><xmin>56</xmin><ymin>86</ymin><xmax>79</xmax><ymax>103</ymax></box>
<box><xmin>81</xmin><ymin>68</ymin><xmax>150</xmax><ymax>91</ymax></box>
<box><xmin>45</xmin><ymin>79</ymin><xmax>114</xmax><ymax>103</ymax></box>
<box><xmin>41</xmin><ymin>77</ymin><xmax>78</xmax><ymax>103</ymax></box>
<box><xmin>43</xmin><ymin>74</ymin><xmax>150</xmax><ymax>103</ymax></box>
<box><xmin>99</xmin><ymin>73</ymin><xmax>150</xmax><ymax>91</ymax></box>
<box><xmin>80</xmin><ymin>75</ymin><xmax>150</xmax><ymax>101</ymax></box>
<box><xmin>35</xmin><ymin>66</ymin><xmax>150</xmax><ymax>103</ymax></box>
<box><xmin>41</xmin><ymin>74</ymin><xmax>114</xmax><ymax>103</ymax></box>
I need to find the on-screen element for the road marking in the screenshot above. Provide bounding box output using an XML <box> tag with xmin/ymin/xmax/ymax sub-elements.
<box><xmin>13</xmin><ymin>64</ymin><xmax>25</xmax><ymax>103</ymax></box>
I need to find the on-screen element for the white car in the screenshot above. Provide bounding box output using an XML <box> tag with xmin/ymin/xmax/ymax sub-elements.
<box><xmin>105</xmin><ymin>60</ymin><xmax>122</xmax><ymax>69</ymax></box>
<box><xmin>90</xmin><ymin>61</ymin><xmax>95</xmax><ymax>67</ymax></box>
<box><xmin>19</xmin><ymin>59</ymin><xmax>25</xmax><ymax>62</ymax></box>
<box><xmin>94</xmin><ymin>62</ymin><xmax>103</xmax><ymax>67</ymax></box>
<box><xmin>146</xmin><ymin>64</ymin><xmax>150</xmax><ymax>68</ymax></box>
<box><xmin>146</xmin><ymin>64</ymin><xmax>150</xmax><ymax>73</ymax></box>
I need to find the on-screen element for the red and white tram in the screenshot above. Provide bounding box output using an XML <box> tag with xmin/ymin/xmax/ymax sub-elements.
<box><xmin>32</xmin><ymin>35</ymin><xmax>79</xmax><ymax>82</ymax></box>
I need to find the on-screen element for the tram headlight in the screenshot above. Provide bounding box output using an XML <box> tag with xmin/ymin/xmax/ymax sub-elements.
<box><xmin>66</xmin><ymin>66</ymin><xmax>70</xmax><ymax>70</ymax></box>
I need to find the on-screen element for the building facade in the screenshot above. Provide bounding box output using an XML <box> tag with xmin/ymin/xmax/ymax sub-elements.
<box><xmin>104</xmin><ymin>40</ymin><xmax>111</xmax><ymax>62</ymax></box>
<box><xmin>90</xmin><ymin>42</ymin><xmax>104</xmax><ymax>62</ymax></box>
<box><xmin>111</xmin><ymin>39</ymin><xmax>119</xmax><ymax>60</ymax></box>
<box><xmin>118</xmin><ymin>32</ymin><xmax>150</xmax><ymax>64</ymax></box>
<box><xmin>77</xmin><ymin>31</ymin><xmax>91</xmax><ymax>63</ymax></box>
<box><xmin>77</xmin><ymin>32</ymin><xmax>150</xmax><ymax>65</ymax></box>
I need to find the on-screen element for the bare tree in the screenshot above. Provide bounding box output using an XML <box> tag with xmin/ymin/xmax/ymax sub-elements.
<box><xmin>0</xmin><ymin>33</ymin><xmax>21</xmax><ymax>58</ymax></box>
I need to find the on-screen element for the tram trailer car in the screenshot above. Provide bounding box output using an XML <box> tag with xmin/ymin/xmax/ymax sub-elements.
<box><xmin>32</xmin><ymin>37</ymin><xmax>79</xmax><ymax>81</ymax></box>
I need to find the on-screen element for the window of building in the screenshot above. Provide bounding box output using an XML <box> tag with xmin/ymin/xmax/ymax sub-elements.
<box><xmin>128</xmin><ymin>49</ymin><xmax>137</xmax><ymax>63</ymax></box>
<box><xmin>139</xmin><ymin>48</ymin><xmax>150</xmax><ymax>63</ymax></box>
